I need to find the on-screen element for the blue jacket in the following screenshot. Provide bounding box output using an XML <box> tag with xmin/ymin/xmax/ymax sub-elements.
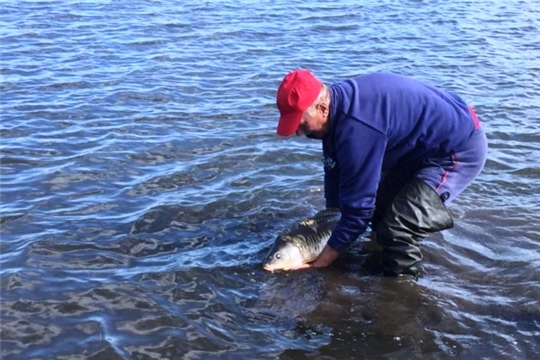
<box><xmin>323</xmin><ymin>72</ymin><xmax>478</xmax><ymax>252</ymax></box>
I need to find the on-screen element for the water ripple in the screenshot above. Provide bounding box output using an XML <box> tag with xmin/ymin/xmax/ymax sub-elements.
<box><xmin>1</xmin><ymin>0</ymin><xmax>539</xmax><ymax>359</ymax></box>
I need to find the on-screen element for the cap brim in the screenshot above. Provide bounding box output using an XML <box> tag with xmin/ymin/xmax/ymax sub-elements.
<box><xmin>276</xmin><ymin>112</ymin><xmax>302</xmax><ymax>136</ymax></box>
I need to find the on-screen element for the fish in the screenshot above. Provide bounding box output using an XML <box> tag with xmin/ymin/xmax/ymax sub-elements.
<box><xmin>263</xmin><ymin>209</ymin><xmax>340</xmax><ymax>272</ymax></box>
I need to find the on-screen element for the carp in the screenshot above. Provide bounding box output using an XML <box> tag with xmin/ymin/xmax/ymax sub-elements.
<box><xmin>263</xmin><ymin>209</ymin><xmax>340</xmax><ymax>272</ymax></box>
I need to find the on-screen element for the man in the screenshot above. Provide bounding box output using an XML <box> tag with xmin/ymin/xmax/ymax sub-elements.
<box><xmin>275</xmin><ymin>69</ymin><xmax>488</xmax><ymax>277</ymax></box>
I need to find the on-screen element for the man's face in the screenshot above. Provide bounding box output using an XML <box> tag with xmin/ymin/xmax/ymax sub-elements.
<box><xmin>295</xmin><ymin>103</ymin><xmax>330</xmax><ymax>139</ymax></box>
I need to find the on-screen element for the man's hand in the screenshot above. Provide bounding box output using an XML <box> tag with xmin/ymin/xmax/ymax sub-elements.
<box><xmin>284</xmin><ymin>245</ymin><xmax>340</xmax><ymax>270</ymax></box>
<box><xmin>310</xmin><ymin>244</ymin><xmax>340</xmax><ymax>268</ymax></box>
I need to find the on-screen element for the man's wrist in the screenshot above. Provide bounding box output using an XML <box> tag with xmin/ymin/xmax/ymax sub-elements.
<box><xmin>314</xmin><ymin>245</ymin><xmax>340</xmax><ymax>266</ymax></box>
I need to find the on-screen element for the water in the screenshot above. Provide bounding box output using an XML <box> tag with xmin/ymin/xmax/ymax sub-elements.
<box><xmin>1</xmin><ymin>0</ymin><xmax>539</xmax><ymax>358</ymax></box>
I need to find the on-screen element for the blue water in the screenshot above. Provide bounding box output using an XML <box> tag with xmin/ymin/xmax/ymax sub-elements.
<box><xmin>1</xmin><ymin>0</ymin><xmax>539</xmax><ymax>359</ymax></box>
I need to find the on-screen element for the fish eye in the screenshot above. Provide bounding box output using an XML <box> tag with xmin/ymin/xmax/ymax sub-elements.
<box><xmin>275</xmin><ymin>253</ymin><xmax>281</xmax><ymax>259</ymax></box>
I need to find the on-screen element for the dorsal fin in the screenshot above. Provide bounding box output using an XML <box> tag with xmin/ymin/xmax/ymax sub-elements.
<box><xmin>298</xmin><ymin>209</ymin><xmax>340</xmax><ymax>227</ymax></box>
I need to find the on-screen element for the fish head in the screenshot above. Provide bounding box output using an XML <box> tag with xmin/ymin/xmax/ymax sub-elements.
<box><xmin>262</xmin><ymin>236</ymin><xmax>304</xmax><ymax>272</ymax></box>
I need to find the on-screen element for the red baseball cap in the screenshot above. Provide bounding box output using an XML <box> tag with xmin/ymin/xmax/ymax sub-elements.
<box><xmin>276</xmin><ymin>69</ymin><xmax>322</xmax><ymax>136</ymax></box>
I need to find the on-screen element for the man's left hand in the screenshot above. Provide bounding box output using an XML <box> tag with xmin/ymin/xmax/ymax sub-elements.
<box><xmin>292</xmin><ymin>245</ymin><xmax>340</xmax><ymax>270</ymax></box>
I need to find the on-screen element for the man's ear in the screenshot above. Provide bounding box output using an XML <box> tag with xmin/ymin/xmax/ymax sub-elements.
<box><xmin>318</xmin><ymin>102</ymin><xmax>329</xmax><ymax>116</ymax></box>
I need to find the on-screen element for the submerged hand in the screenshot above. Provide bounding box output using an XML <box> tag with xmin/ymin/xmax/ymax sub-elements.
<box><xmin>286</xmin><ymin>245</ymin><xmax>339</xmax><ymax>270</ymax></box>
<box><xmin>310</xmin><ymin>245</ymin><xmax>340</xmax><ymax>268</ymax></box>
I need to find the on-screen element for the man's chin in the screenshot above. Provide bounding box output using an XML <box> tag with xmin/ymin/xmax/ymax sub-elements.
<box><xmin>306</xmin><ymin>133</ymin><xmax>324</xmax><ymax>139</ymax></box>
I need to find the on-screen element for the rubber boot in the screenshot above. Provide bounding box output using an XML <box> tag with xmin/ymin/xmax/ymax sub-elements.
<box><xmin>370</xmin><ymin>171</ymin><xmax>412</xmax><ymax>230</ymax></box>
<box><xmin>374</xmin><ymin>177</ymin><xmax>454</xmax><ymax>278</ymax></box>
<box><xmin>363</xmin><ymin>171</ymin><xmax>410</xmax><ymax>255</ymax></box>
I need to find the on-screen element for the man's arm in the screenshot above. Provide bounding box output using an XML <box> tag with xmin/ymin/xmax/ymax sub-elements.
<box><xmin>318</xmin><ymin>118</ymin><xmax>387</xmax><ymax>266</ymax></box>
<box><xmin>322</xmin><ymin>139</ymin><xmax>340</xmax><ymax>208</ymax></box>
<box><xmin>291</xmin><ymin>119</ymin><xmax>387</xmax><ymax>271</ymax></box>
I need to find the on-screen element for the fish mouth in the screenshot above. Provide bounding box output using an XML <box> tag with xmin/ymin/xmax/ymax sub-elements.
<box><xmin>263</xmin><ymin>263</ymin><xmax>302</xmax><ymax>272</ymax></box>
<box><xmin>262</xmin><ymin>263</ymin><xmax>274</xmax><ymax>272</ymax></box>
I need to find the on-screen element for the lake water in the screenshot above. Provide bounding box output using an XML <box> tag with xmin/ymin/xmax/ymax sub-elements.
<box><xmin>1</xmin><ymin>0</ymin><xmax>539</xmax><ymax>359</ymax></box>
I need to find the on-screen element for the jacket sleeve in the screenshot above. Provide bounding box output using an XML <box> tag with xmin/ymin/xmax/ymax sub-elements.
<box><xmin>323</xmin><ymin>140</ymin><xmax>340</xmax><ymax>208</ymax></box>
<box><xmin>326</xmin><ymin>117</ymin><xmax>387</xmax><ymax>252</ymax></box>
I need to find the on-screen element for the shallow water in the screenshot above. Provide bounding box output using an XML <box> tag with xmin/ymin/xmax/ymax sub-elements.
<box><xmin>1</xmin><ymin>0</ymin><xmax>539</xmax><ymax>359</ymax></box>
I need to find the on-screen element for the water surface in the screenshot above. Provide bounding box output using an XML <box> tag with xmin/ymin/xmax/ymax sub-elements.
<box><xmin>1</xmin><ymin>0</ymin><xmax>539</xmax><ymax>359</ymax></box>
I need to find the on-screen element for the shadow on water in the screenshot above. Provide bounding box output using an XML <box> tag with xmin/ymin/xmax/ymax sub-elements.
<box><xmin>267</xmin><ymin>267</ymin><xmax>449</xmax><ymax>360</ymax></box>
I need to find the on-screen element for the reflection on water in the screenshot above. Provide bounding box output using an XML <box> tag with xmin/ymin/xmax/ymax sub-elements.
<box><xmin>1</xmin><ymin>0</ymin><xmax>539</xmax><ymax>359</ymax></box>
